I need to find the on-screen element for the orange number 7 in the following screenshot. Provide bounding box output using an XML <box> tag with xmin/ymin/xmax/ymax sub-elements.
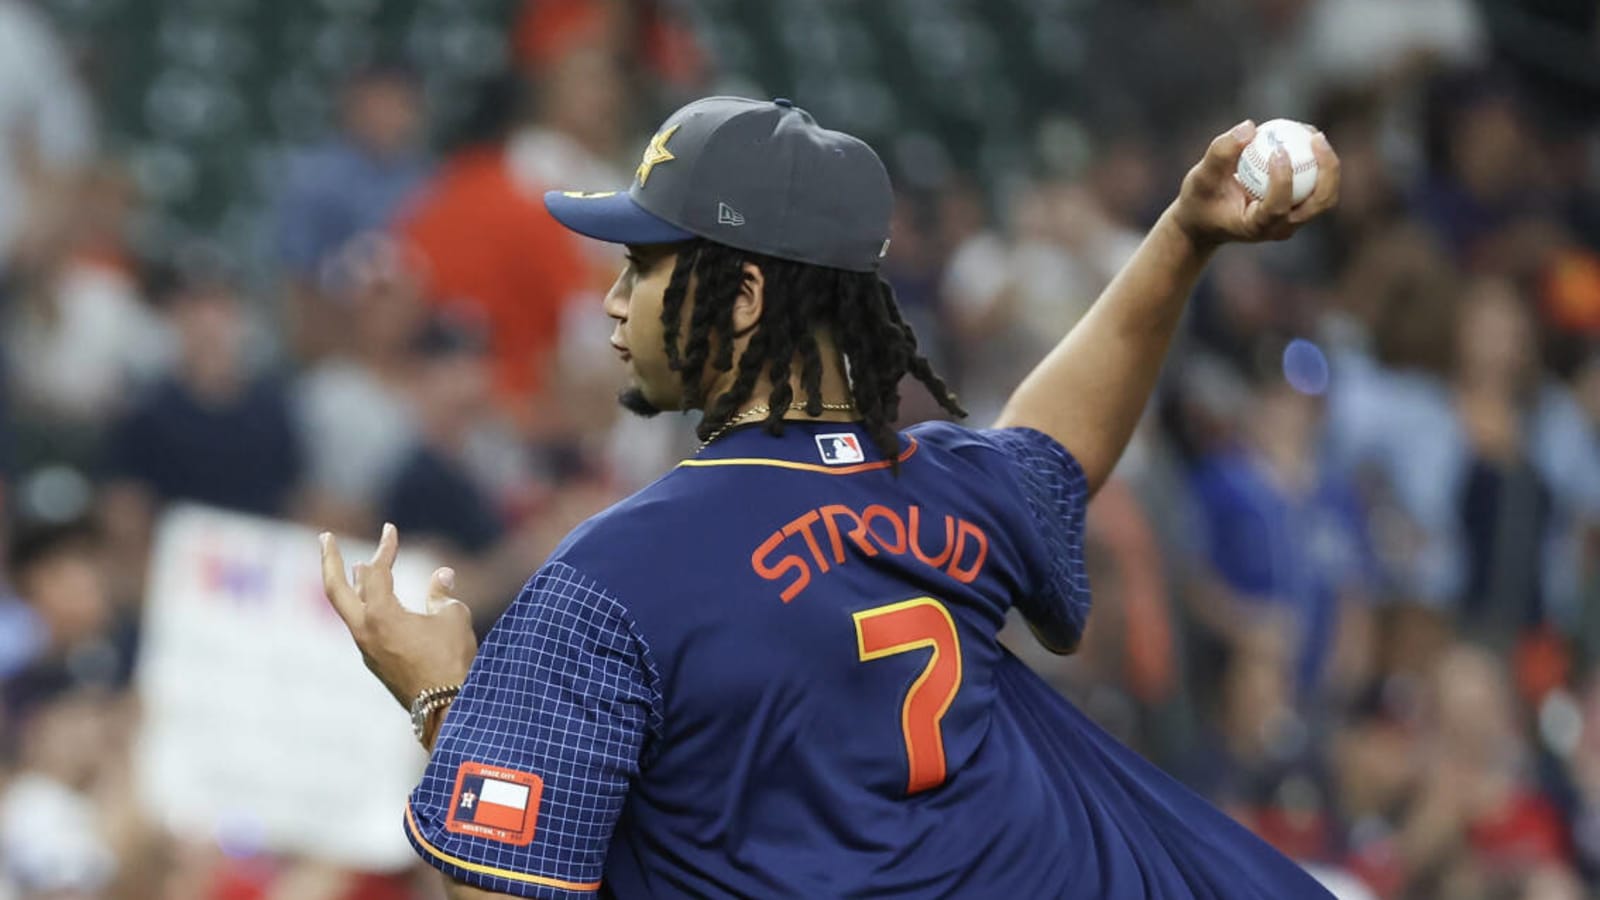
<box><xmin>853</xmin><ymin>597</ymin><xmax>963</xmax><ymax>794</ymax></box>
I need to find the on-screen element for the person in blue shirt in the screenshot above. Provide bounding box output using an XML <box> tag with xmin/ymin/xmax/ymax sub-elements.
<box><xmin>1190</xmin><ymin>373</ymin><xmax>1376</xmax><ymax>695</ymax></box>
<box><xmin>321</xmin><ymin>97</ymin><xmax>1342</xmax><ymax>897</ymax></box>
<box><xmin>106</xmin><ymin>268</ymin><xmax>304</xmax><ymax>519</ymax></box>
<box><xmin>275</xmin><ymin>63</ymin><xmax>430</xmax><ymax>360</ymax></box>
<box><xmin>380</xmin><ymin>315</ymin><xmax>506</xmax><ymax>559</ymax></box>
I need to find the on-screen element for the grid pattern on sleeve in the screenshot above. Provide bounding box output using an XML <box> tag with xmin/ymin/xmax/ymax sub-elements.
<box><xmin>981</xmin><ymin>427</ymin><xmax>1092</xmax><ymax>642</ymax></box>
<box><xmin>406</xmin><ymin>561</ymin><xmax>662</xmax><ymax>898</ymax></box>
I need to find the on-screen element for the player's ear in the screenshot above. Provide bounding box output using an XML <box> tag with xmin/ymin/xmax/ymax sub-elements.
<box><xmin>730</xmin><ymin>261</ymin><xmax>765</xmax><ymax>334</ymax></box>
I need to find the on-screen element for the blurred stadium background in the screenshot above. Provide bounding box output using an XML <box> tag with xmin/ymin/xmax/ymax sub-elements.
<box><xmin>0</xmin><ymin>0</ymin><xmax>1597</xmax><ymax>897</ymax></box>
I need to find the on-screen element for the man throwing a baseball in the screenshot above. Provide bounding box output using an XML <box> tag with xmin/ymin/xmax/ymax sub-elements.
<box><xmin>321</xmin><ymin>97</ymin><xmax>1339</xmax><ymax>897</ymax></box>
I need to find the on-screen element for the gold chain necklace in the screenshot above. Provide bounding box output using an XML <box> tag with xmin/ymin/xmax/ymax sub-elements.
<box><xmin>698</xmin><ymin>401</ymin><xmax>856</xmax><ymax>451</ymax></box>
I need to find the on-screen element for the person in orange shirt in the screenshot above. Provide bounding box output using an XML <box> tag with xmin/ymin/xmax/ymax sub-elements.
<box><xmin>394</xmin><ymin>76</ymin><xmax>588</xmax><ymax>429</ymax></box>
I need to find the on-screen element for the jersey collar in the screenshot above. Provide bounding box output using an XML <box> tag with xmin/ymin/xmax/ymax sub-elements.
<box><xmin>683</xmin><ymin>420</ymin><xmax>917</xmax><ymax>473</ymax></box>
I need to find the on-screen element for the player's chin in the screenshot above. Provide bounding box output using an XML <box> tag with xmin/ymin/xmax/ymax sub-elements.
<box><xmin>617</xmin><ymin>385</ymin><xmax>665</xmax><ymax>418</ymax></box>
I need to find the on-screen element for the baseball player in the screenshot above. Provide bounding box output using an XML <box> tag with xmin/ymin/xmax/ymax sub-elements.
<box><xmin>321</xmin><ymin>97</ymin><xmax>1341</xmax><ymax>898</ymax></box>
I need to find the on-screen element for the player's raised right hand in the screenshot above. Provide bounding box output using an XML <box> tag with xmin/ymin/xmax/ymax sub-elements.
<box><xmin>1171</xmin><ymin>120</ymin><xmax>1340</xmax><ymax>248</ymax></box>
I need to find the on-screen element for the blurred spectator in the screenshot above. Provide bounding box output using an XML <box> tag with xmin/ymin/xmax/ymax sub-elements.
<box><xmin>293</xmin><ymin>234</ymin><xmax>427</xmax><ymax>535</ymax></box>
<box><xmin>103</xmin><ymin>266</ymin><xmax>303</xmax><ymax>517</ymax></box>
<box><xmin>1416</xmin><ymin>71</ymin><xmax>1550</xmax><ymax>265</ymax></box>
<box><xmin>1330</xmin><ymin>223</ymin><xmax>1452</xmax><ymax>352</ymax></box>
<box><xmin>0</xmin><ymin>0</ymin><xmax>94</xmax><ymax>277</ymax></box>
<box><xmin>511</xmin><ymin>0</ymin><xmax>707</xmax><ymax>99</ymax></box>
<box><xmin>375</xmin><ymin>308</ymin><xmax>619</xmax><ymax>623</ymax></box>
<box><xmin>0</xmin><ymin>682</ymin><xmax>119</xmax><ymax>895</ymax></box>
<box><xmin>1188</xmin><ymin>366</ymin><xmax>1377</xmax><ymax>696</ymax></box>
<box><xmin>1081</xmin><ymin>1</ymin><xmax>1245</xmax><ymax>136</ymax></box>
<box><xmin>396</xmin><ymin>74</ymin><xmax>588</xmax><ymax>430</ymax></box>
<box><xmin>1453</xmin><ymin>283</ymin><xmax>1559</xmax><ymax>631</ymax></box>
<box><xmin>1299</xmin><ymin>90</ymin><xmax>1407</xmax><ymax>280</ymax></box>
<box><xmin>1242</xmin><ymin>0</ymin><xmax>1484</xmax><ymax>117</ymax></box>
<box><xmin>377</xmin><ymin>312</ymin><xmax>560</xmax><ymax>623</ymax></box>
<box><xmin>2</xmin><ymin>520</ymin><xmax>120</xmax><ymax>708</ymax></box>
<box><xmin>100</xmin><ymin>263</ymin><xmax>305</xmax><ymax>596</ymax></box>
<box><xmin>0</xmin><ymin>527</ymin><xmax>135</xmax><ymax>896</ymax></box>
<box><xmin>1397</xmin><ymin>644</ymin><xmax>1577</xmax><ymax>897</ymax></box>
<box><xmin>507</xmin><ymin>5</ymin><xmax>629</xmax><ymax>206</ymax></box>
<box><xmin>380</xmin><ymin>315</ymin><xmax>503</xmax><ymax>559</ymax></box>
<box><xmin>1332</xmin><ymin>277</ymin><xmax>1600</xmax><ymax>634</ymax></box>
<box><xmin>5</xmin><ymin>165</ymin><xmax>170</xmax><ymax>445</ymax></box>
<box><xmin>1298</xmin><ymin>0</ymin><xmax>1483</xmax><ymax>91</ymax></box>
<box><xmin>1192</xmin><ymin>621</ymin><xmax>1327</xmax><ymax>849</ymax></box>
<box><xmin>943</xmin><ymin>178</ymin><xmax>1141</xmax><ymax>424</ymax></box>
<box><xmin>1184</xmin><ymin>247</ymin><xmax>1318</xmax><ymax>389</ymax></box>
<box><xmin>1328</xmin><ymin>689</ymin><xmax>1420</xmax><ymax>897</ymax></box>
<box><xmin>275</xmin><ymin>64</ymin><xmax>429</xmax><ymax>362</ymax></box>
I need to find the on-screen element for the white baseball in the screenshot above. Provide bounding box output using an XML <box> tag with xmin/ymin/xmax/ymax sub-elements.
<box><xmin>1235</xmin><ymin>118</ymin><xmax>1319</xmax><ymax>205</ymax></box>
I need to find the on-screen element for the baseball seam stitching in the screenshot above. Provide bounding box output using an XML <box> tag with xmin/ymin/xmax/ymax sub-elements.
<box><xmin>1242</xmin><ymin>141</ymin><xmax>1317</xmax><ymax>175</ymax></box>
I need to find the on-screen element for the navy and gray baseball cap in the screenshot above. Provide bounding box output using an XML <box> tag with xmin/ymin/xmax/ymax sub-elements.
<box><xmin>543</xmin><ymin>97</ymin><xmax>893</xmax><ymax>273</ymax></box>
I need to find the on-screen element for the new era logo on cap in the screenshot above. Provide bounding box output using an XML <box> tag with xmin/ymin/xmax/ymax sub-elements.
<box><xmin>445</xmin><ymin>761</ymin><xmax>545</xmax><ymax>846</ymax></box>
<box><xmin>717</xmin><ymin>202</ymin><xmax>745</xmax><ymax>226</ymax></box>
<box><xmin>816</xmin><ymin>433</ymin><xmax>865</xmax><ymax>465</ymax></box>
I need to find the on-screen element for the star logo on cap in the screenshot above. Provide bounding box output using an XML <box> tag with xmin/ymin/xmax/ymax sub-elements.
<box><xmin>636</xmin><ymin>124</ymin><xmax>681</xmax><ymax>187</ymax></box>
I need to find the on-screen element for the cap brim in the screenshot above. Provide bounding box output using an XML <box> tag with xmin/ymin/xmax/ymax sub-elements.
<box><xmin>543</xmin><ymin>190</ymin><xmax>695</xmax><ymax>246</ymax></box>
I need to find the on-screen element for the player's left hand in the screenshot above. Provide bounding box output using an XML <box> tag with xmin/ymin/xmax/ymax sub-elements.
<box><xmin>1171</xmin><ymin>120</ymin><xmax>1340</xmax><ymax>248</ymax></box>
<box><xmin>320</xmin><ymin>523</ymin><xmax>478</xmax><ymax>708</ymax></box>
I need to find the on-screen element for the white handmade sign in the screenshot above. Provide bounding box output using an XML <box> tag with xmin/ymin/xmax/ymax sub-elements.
<box><xmin>134</xmin><ymin>504</ymin><xmax>434</xmax><ymax>870</ymax></box>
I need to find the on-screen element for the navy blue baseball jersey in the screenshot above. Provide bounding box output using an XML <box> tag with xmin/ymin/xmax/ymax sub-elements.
<box><xmin>405</xmin><ymin>420</ymin><xmax>1333</xmax><ymax>898</ymax></box>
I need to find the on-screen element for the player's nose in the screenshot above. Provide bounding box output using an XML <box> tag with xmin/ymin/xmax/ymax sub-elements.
<box><xmin>603</xmin><ymin>271</ymin><xmax>630</xmax><ymax>321</ymax></box>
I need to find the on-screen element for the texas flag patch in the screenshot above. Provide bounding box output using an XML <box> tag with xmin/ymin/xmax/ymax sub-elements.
<box><xmin>445</xmin><ymin>761</ymin><xmax>544</xmax><ymax>846</ymax></box>
<box><xmin>816</xmin><ymin>433</ymin><xmax>865</xmax><ymax>465</ymax></box>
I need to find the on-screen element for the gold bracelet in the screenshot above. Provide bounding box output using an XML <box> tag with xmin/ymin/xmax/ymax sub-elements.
<box><xmin>410</xmin><ymin>684</ymin><xmax>462</xmax><ymax>742</ymax></box>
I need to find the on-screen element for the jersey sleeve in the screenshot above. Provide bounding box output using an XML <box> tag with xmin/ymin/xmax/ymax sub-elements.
<box><xmin>978</xmin><ymin>427</ymin><xmax>1092</xmax><ymax>650</ymax></box>
<box><xmin>405</xmin><ymin>561</ymin><xmax>662</xmax><ymax>898</ymax></box>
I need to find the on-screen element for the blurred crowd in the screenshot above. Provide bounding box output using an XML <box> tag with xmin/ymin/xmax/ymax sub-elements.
<box><xmin>0</xmin><ymin>0</ymin><xmax>1596</xmax><ymax>898</ymax></box>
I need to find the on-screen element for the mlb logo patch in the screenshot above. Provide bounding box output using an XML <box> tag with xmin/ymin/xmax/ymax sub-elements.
<box><xmin>445</xmin><ymin>761</ymin><xmax>544</xmax><ymax>846</ymax></box>
<box><xmin>816</xmin><ymin>433</ymin><xmax>865</xmax><ymax>465</ymax></box>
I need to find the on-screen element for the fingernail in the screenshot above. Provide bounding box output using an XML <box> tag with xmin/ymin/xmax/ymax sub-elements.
<box><xmin>318</xmin><ymin>532</ymin><xmax>330</xmax><ymax>547</ymax></box>
<box><xmin>1313</xmin><ymin>132</ymin><xmax>1331</xmax><ymax>149</ymax></box>
<box><xmin>439</xmin><ymin>567</ymin><xmax>456</xmax><ymax>590</ymax></box>
<box><xmin>383</xmin><ymin>522</ymin><xmax>396</xmax><ymax>539</ymax></box>
<box><xmin>1272</xmin><ymin>147</ymin><xmax>1289</xmax><ymax>165</ymax></box>
<box><xmin>1231</xmin><ymin>120</ymin><xmax>1254</xmax><ymax>141</ymax></box>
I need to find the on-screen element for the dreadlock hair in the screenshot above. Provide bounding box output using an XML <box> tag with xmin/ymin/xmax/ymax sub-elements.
<box><xmin>659</xmin><ymin>238</ymin><xmax>965</xmax><ymax>464</ymax></box>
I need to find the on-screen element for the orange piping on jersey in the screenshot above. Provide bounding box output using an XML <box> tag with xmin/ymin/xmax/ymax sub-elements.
<box><xmin>677</xmin><ymin>437</ymin><xmax>919</xmax><ymax>474</ymax></box>
<box><xmin>405</xmin><ymin>804</ymin><xmax>602</xmax><ymax>892</ymax></box>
